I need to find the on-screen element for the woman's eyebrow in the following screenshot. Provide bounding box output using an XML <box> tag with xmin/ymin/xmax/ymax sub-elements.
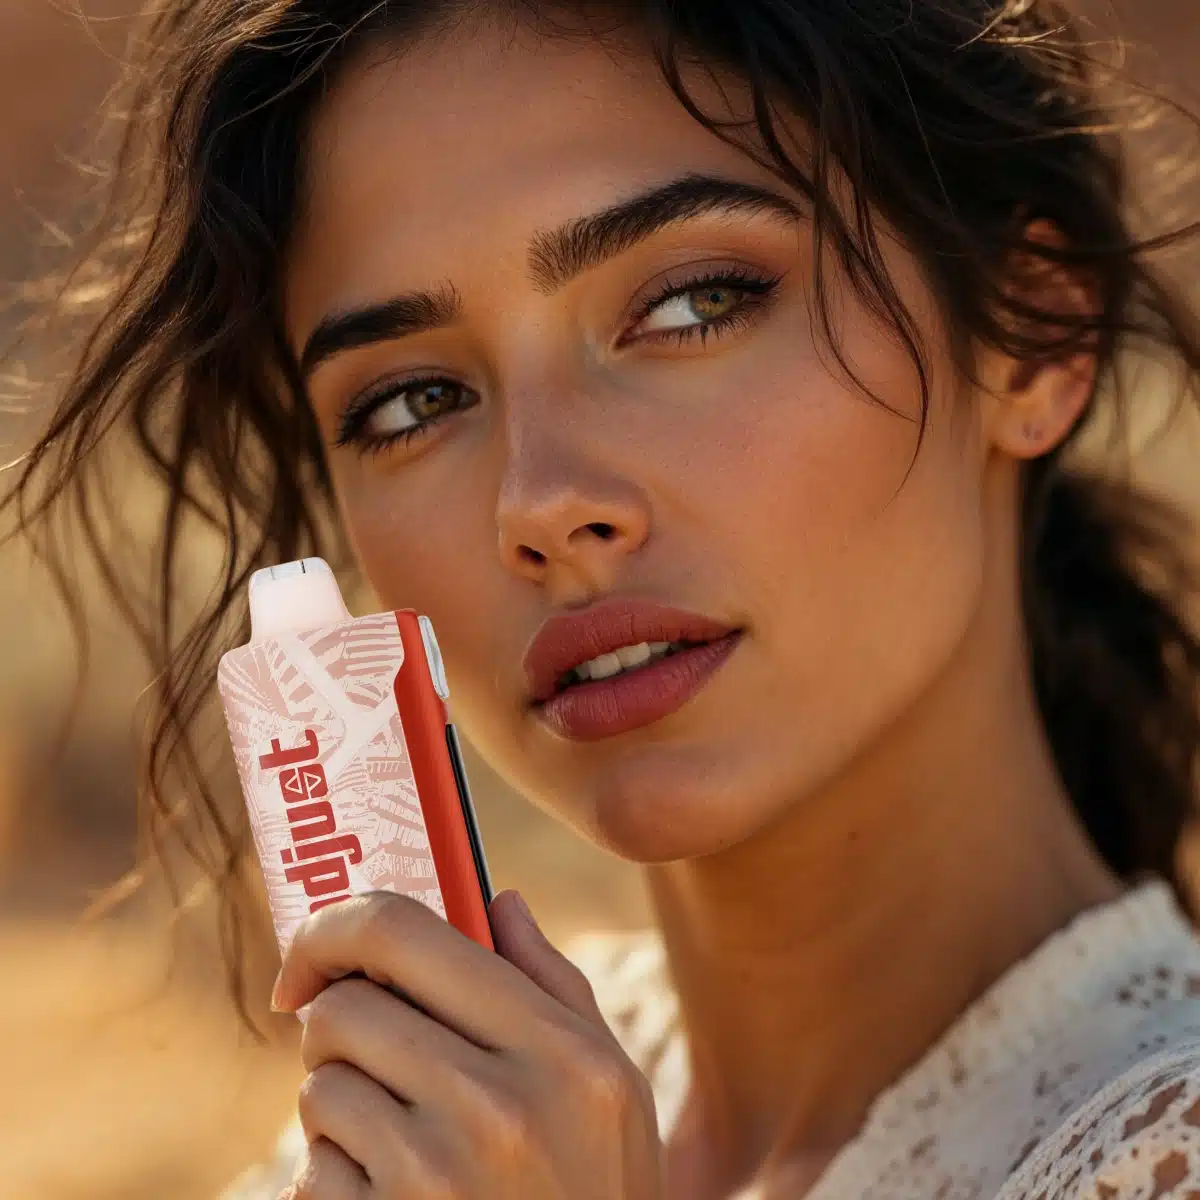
<box><xmin>299</xmin><ymin>172</ymin><xmax>803</xmax><ymax>381</ymax></box>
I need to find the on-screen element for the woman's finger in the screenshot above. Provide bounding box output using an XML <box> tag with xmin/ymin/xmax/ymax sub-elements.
<box><xmin>300</xmin><ymin>975</ymin><xmax>493</xmax><ymax>1106</ymax></box>
<box><xmin>275</xmin><ymin>891</ymin><xmax>591</xmax><ymax>1049</ymax></box>
<box><xmin>288</xmin><ymin>1136</ymin><xmax>369</xmax><ymax>1200</ymax></box>
<box><xmin>297</xmin><ymin>1061</ymin><xmax>414</xmax><ymax>1184</ymax></box>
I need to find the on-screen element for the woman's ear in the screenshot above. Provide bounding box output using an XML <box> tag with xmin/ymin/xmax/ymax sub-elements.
<box><xmin>981</xmin><ymin>219</ymin><xmax>1101</xmax><ymax>460</ymax></box>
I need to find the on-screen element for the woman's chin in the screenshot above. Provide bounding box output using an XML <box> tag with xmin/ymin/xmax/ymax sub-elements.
<box><xmin>484</xmin><ymin>701</ymin><xmax>812</xmax><ymax>864</ymax></box>
<box><xmin>565</xmin><ymin>747</ymin><xmax>787</xmax><ymax>865</ymax></box>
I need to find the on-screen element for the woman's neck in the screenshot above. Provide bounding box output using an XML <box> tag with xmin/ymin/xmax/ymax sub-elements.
<box><xmin>644</xmin><ymin>579</ymin><xmax>1124</xmax><ymax>1199</ymax></box>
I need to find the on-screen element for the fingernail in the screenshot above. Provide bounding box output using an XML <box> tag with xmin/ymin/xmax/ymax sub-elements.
<box><xmin>512</xmin><ymin>891</ymin><xmax>540</xmax><ymax>932</ymax></box>
<box><xmin>270</xmin><ymin>971</ymin><xmax>285</xmax><ymax>1012</ymax></box>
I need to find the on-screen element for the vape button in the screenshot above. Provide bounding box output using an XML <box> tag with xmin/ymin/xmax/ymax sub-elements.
<box><xmin>418</xmin><ymin>615</ymin><xmax>451</xmax><ymax>701</ymax></box>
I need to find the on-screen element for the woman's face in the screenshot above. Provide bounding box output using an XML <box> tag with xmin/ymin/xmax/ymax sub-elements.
<box><xmin>284</xmin><ymin>19</ymin><xmax>992</xmax><ymax>861</ymax></box>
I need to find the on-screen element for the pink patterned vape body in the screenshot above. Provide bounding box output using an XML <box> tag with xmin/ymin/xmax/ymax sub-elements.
<box><xmin>218</xmin><ymin>559</ymin><xmax>447</xmax><ymax>954</ymax></box>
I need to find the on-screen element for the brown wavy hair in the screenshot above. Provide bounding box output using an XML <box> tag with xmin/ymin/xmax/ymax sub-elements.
<box><xmin>4</xmin><ymin>0</ymin><xmax>1200</xmax><ymax>1021</ymax></box>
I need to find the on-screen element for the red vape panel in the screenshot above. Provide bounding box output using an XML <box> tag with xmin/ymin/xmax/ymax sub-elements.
<box><xmin>391</xmin><ymin>610</ymin><xmax>494</xmax><ymax>950</ymax></box>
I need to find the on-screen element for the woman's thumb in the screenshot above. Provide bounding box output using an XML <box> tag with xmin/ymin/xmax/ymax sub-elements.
<box><xmin>488</xmin><ymin>889</ymin><xmax>607</xmax><ymax>1027</ymax></box>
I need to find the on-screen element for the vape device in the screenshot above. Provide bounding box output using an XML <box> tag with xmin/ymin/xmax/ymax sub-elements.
<box><xmin>217</xmin><ymin>557</ymin><xmax>493</xmax><ymax>956</ymax></box>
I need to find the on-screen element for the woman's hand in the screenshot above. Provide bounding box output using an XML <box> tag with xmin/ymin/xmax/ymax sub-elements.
<box><xmin>271</xmin><ymin>889</ymin><xmax>664</xmax><ymax>1200</ymax></box>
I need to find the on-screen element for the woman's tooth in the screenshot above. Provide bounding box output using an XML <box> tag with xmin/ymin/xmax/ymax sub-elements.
<box><xmin>588</xmin><ymin>652</ymin><xmax>624</xmax><ymax>680</ymax></box>
<box><xmin>572</xmin><ymin>642</ymin><xmax>668</xmax><ymax>686</ymax></box>
<box><xmin>616</xmin><ymin>643</ymin><xmax>651</xmax><ymax>668</ymax></box>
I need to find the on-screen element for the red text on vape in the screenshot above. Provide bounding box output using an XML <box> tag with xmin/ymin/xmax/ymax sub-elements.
<box><xmin>258</xmin><ymin>730</ymin><xmax>362</xmax><ymax>913</ymax></box>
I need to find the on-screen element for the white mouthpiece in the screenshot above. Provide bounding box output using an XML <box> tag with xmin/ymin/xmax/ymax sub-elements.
<box><xmin>248</xmin><ymin>558</ymin><xmax>352</xmax><ymax>640</ymax></box>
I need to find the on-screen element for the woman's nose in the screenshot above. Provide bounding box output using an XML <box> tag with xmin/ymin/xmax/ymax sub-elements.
<box><xmin>496</xmin><ymin>485</ymin><xmax>650</xmax><ymax>588</ymax></box>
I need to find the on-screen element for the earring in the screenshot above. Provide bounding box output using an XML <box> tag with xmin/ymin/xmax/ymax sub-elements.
<box><xmin>1022</xmin><ymin>420</ymin><xmax>1043</xmax><ymax>442</ymax></box>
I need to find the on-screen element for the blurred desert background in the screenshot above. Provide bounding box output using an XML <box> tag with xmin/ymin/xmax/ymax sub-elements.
<box><xmin>0</xmin><ymin>3</ymin><xmax>1198</xmax><ymax>1198</ymax></box>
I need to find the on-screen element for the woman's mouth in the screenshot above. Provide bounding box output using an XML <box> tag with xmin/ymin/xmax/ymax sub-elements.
<box><xmin>523</xmin><ymin>600</ymin><xmax>743</xmax><ymax>741</ymax></box>
<box><xmin>559</xmin><ymin>638</ymin><xmax>689</xmax><ymax>687</ymax></box>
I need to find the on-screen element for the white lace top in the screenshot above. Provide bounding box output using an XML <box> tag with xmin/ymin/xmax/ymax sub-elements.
<box><xmin>222</xmin><ymin>879</ymin><xmax>1200</xmax><ymax>1198</ymax></box>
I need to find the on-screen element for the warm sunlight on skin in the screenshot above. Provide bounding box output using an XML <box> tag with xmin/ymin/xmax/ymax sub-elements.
<box><xmin>286</xmin><ymin>24</ymin><xmax>987</xmax><ymax>857</ymax></box>
<box><xmin>283</xmin><ymin>15</ymin><xmax>1121</xmax><ymax>1196</ymax></box>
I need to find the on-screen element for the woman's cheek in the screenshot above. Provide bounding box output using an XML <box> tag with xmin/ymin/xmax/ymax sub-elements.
<box><xmin>788</xmin><ymin>428</ymin><xmax>987</xmax><ymax>767</ymax></box>
<box><xmin>335</xmin><ymin>468</ymin><xmax>524</xmax><ymax>744</ymax></box>
<box><xmin>710</xmin><ymin>340</ymin><xmax>983</xmax><ymax>720</ymax></box>
<box><xmin>335</xmin><ymin>460</ymin><xmax>481</xmax><ymax>603</ymax></box>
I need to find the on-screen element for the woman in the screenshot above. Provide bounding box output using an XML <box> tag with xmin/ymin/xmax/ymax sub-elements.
<box><xmin>5</xmin><ymin>0</ymin><xmax>1200</xmax><ymax>1196</ymax></box>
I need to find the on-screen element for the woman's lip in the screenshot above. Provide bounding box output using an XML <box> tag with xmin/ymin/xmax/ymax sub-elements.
<box><xmin>523</xmin><ymin>598</ymin><xmax>740</xmax><ymax>704</ymax></box>
<box><xmin>533</xmin><ymin>630</ymin><xmax>743</xmax><ymax>741</ymax></box>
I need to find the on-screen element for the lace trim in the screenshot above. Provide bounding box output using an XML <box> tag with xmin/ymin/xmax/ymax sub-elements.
<box><xmin>999</xmin><ymin>1041</ymin><xmax>1200</xmax><ymax>1199</ymax></box>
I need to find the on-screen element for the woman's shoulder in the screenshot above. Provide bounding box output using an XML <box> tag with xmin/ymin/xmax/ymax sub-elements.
<box><xmin>998</xmin><ymin>1031</ymin><xmax>1200</xmax><ymax>1198</ymax></box>
<box><xmin>992</xmin><ymin>889</ymin><xmax>1200</xmax><ymax>1197</ymax></box>
<box><xmin>975</xmin><ymin>882</ymin><xmax>1200</xmax><ymax>1199</ymax></box>
<box><xmin>805</xmin><ymin>881</ymin><xmax>1200</xmax><ymax>1198</ymax></box>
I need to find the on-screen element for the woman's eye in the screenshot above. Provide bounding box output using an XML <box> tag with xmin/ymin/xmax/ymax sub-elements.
<box><xmin>640</xmin><ymin>284</ymin><xmax>743</xmax><ymax>333</ymax></box>
<box><xmin>626</xmin><ymin>269</ymin><xmax>783</xmax><ymax>347</ymax></box>
<box><xmin>335</xmin><ymin>378</ymin><xmax>475</xmax><ymax>452</ymax></box>
<box><xmin>369</xmin><ymin>382</ymin><xmax>460</xmax><ymax>433</ymax></box>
